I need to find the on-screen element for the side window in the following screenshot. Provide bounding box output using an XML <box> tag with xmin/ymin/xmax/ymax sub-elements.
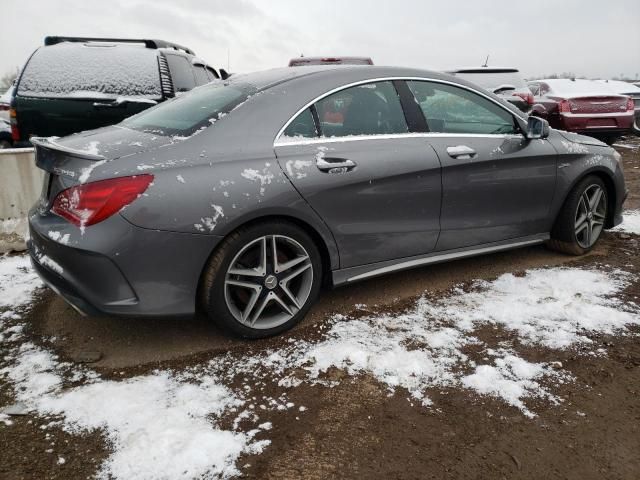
<box><xmin>165</xmin><ymin>55</ymin><xmax>196</xmax><ymax>92</ymax></box>
<box><xmin>206</xmin><ymin>67</ymin><xmax>219</xmax><ymax>81</ymax></box>
<box><xmin>283</xmin><ymin>108</ymin><xmax>318</xmax><ymax>138</ymax></box>
<box><xmin>407</xmin><ymin>81</ymin><xmax>517</xmax><ymax>135</ymax></box>
<box><xmin>314</xmin><ymin>81</ymin><xmax>408</xmax><ymax>137</ymax></box>
<box><xmin>193</xmin><ymin>65</ymin><xmax>210</xmax><ymax>86</ymax></box>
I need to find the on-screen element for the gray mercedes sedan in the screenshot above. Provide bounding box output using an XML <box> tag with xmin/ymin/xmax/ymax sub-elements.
<box><xmin>28</xmin><ymin>66</ymin><xmax>628</xmax><ymax>337</ymax></box>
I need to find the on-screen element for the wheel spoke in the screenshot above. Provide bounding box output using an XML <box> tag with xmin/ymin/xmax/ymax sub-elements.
<box><xmin>271</xmin><ymin>293</ymin><xmax>293</xmax><ymax>316</ymax></box>
<box><xmin>585</xmin><ymin>222</ymin><xmax>592</xmax><ymax>246</ymax></box>
<box><xmin>575</xmin><ymin>213</ymin><xmax>587</xmax><ymax>229</ymax></box>
<box><xmin>589</xmin><ymin>187</ymin><xmax>603</xmax><ymax>210</ymax></box>
<box><xmin>575</xmin><ymin>220</ymin><xmax>588</xmax><ymax>235</ymax></box>
<box><xmin>225</xmin><ymin>278</ymin><xmax>262</xmax><ymax>290</ymax></box>
<box><xmin>270</xmin><ymin>235</ymin><xmax>279</xmax><ymax>272</ymax></box>
<box><xmin>241</xmin><ymin>289</ymin><xmax>261</xmax><ymax>323</ymax></box>
<box><xmin>280</xmin><ymin>283</ymin><xmax>300</xmax><ymax>309</ymax></box>
<box><xmin>276</xmin><ymin>255</ymin><xmax>310</xmax><ymax>274</ymax></box>
<box><xmin>249</xmin><ymin>294</ymin><xmax>272</xmax><ymax>326</ymax></box>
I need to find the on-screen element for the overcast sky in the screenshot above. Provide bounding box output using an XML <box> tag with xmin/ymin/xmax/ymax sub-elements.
<box><xmin>2</xmin><ymin>0</ymin><xmax>639</xmax><ymax>80</ymax></box>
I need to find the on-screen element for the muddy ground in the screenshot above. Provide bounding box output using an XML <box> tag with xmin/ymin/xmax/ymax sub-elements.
<box><xmin>1</xmin><ymin>136</ymin><xmax>639</xmax><ymax>479</ymax></box>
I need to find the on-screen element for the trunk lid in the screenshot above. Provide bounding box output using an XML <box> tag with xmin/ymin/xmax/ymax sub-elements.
<box><xmin>567</xmin><ymin>95</ymin><xmax>628</xmax><ymax>114</ymax></box>
<box><xmin>31</xmin><ymin>126</ymin><xmax>175</xmax><ymax>210</ymax></box>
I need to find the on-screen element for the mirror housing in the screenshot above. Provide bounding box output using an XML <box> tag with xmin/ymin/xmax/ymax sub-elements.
<box><xmin>526</xmin><ymin>116</ymin><xmax>550</xmax><ymax>140</ymax></box>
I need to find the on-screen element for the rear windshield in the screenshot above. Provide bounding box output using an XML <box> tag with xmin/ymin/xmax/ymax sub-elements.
<box><xmin>122</xmin><ymin>82</ymin><xmax>254</xmax><ymax>136</ymax></box>
<box><xmin>455</xmin><ymin>71</ymin><xmax>526</xmax><ymax>89</ymax></box>
<box><xmin>18</xmin><ymin>43</ymin><xmax>162</xmax><ymax>99</ymax></box>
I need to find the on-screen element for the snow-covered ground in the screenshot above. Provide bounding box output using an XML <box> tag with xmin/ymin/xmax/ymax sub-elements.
<box><xmin>1</xmin><ymin>251</ymin><xmax>639</xmax><ymax>478</ymax></box>
<box><xmin>613</xmin><ymin>210</ymin><xmax>640</xmax><ymax>235</ymax></box>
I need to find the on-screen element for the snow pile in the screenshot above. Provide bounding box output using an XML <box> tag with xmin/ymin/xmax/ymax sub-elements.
<box><xmin>613</xmin><ymin>210</ymin><xmax>640</xmax><ymax>235</ymax></box>
<box><xmin>461</xmin><ymin>351</ymin><xmax>564</xmax><ymax>418</ymax></box>
<box><xmin>0</xmin><ymin>218</ymin><xmax>30</xmax><ymax>253</ymax></box>
<box><xmin>39</xmin><ymin>374</ymin><xmax>257</xmax><ymax>480</ymax></box>
<box><xmin>418</xmin><ymin>268</ymin><xmax>638</xmax><ymax>348</ymax></box>
<box><xmin>0</xmin><ymin>255</ymin><xmax>41</xmax><ymax>310</ymax></box>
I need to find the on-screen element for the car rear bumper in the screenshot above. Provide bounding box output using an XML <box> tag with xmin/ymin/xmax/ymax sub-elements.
<box><xmin>559</xmin><ymin>111</ymin><xmax>634</xmax><ymax>135</ymax></box>
<box><xmin>28</xmin><ymin>211</ymin><xmax>222</xmax><ymax>317</ymax></box>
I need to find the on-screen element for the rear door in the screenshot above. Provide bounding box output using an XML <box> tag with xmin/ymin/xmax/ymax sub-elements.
<box><xmin>405</xmin><ymin>80</ymin><xmax>557</xmax><ymax>251</ymax></box>
<box><xmin>274</xmin><ymin>81</ymin><xmax>441</xmax><ymax>269</ymax></box>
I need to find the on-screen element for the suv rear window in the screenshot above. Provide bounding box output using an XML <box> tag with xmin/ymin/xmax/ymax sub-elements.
<box><xmin>18</xmin><ymin>43</ymin><xmax>162</xmax><ymax>99</ymax></box>
<box><xmin>122</xmin><ymin>82</ymin><xmax>254</xmax><ymax>136</ymax></box>
<box><xmin>454</xmin><ymin>71</ymin><xmax>526</xmax><ymax>89</ymax></box>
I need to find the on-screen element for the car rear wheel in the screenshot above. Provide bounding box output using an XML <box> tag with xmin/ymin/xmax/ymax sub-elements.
<box><xmin>547</xmin><ymin>175</ymin><xmax>608</xmax><ymax>255</ymax></box>
<box><xmin>201</xmin><ymin>221</ymin><xmax>322</xmax><ymax>338</ymax></box>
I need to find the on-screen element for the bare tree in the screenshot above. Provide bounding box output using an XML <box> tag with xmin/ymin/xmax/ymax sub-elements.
<box><xmin>0</xmin><ymin>67</ymin><xmax>20</xmax><ymax>91</ymax></box>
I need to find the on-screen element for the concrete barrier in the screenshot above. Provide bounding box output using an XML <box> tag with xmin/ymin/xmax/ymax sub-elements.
<box><xmin>0</xmin><ymin>148</ymin><xmax>41</xmax><ymax>252</ymax></box>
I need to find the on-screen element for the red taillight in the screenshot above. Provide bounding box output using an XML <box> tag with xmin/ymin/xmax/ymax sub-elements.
<box><xmin>9</xmin><ymin>108</ymin><xmax>19</xmax><ymax>141</ymax></box>
<box><xmin>52</xmin><ymin>175</ymin><xmax>153</xmax><ymax>228</ymax></box>
<box><xmin>627</xmin><ymin>97</ymin><xmax>635</xmax><ymax>111</ymax></box>
<box><xmin>513</xmin><ymin>92</ymin><xmax>534</xmax><ymax>105</ymax></box>
<box><xmin>558</xmin><ymin>99</ymin><xmax>571</xmax><ymax>113</ymax></box>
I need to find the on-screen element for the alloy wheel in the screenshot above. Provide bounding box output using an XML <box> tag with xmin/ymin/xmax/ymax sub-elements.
<box><xmin>224</xmin><ymin>235</ymin><xmax>314</xmax><ymax>329</ymax></box>
<box><xmin>574</xmin><ymin>184</ymin><xmax>607</xmax><ymax>249</ymax></box>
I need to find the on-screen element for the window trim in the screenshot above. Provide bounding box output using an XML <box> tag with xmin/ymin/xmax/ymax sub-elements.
<box><xmin>274</xmin><ymin>76</ymin><xmax>526</xmax><ymax>146</ymax></box>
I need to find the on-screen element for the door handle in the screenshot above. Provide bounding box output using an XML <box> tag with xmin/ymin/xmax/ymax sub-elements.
<box><xmin>316</xmin><ymin>157</ymin><xmax>357</xmax><ymax>172</ymax></box>
<box><xmin>446</xmin><ymin>145</ymin><xmax>477</xmax><ymax>160</ymax></box>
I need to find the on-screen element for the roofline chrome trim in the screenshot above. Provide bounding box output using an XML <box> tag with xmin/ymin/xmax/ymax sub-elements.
<box><xmin>335</xmin><ymin>235</ymin><xmax>548</xmax><ymax>284</ymax></box>
<box><xmin>273</xmin><ymin>76</ymin><xmax>528</xmax><ymax>145</ymax></box>
<box><xmin>275</xmin><ymin>132</ymin><xmax>524</xmax><ymax>147</ymax></box>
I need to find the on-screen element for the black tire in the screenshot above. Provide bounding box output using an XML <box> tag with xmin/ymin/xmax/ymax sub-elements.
<box><xmin>547</xmin><ymin>175</ymin><xmax>608</xmax><ymax>255</ymax></box>
<box><xmin>201</xmin><ymin>221</ymin><xmax>322</xmax><ymax>338</ymax></box>
<box><xmin>0</xmin><ymin>139</ymin><xmax>11</xmax><ymax>149</ymax></box>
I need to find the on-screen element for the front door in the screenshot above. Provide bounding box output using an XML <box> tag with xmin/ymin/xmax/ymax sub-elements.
<box><xmin>405</xmin><ymin>80</ymin><xmax>557</xmax><ymax>251</ymax></box>
<box><xmin>274</xmin><ymin>81</ymin><xmax>442</xmax><ymax>268</ymax></box>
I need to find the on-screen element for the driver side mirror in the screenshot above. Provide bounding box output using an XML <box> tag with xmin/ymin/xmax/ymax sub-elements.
<box><xmin>526</xmin><ymin>116</ymin><xmax>550</xmax><ymax>139</ymax></box>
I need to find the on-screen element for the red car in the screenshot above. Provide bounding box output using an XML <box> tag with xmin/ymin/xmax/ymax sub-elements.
<box><xmin>528</xmin><ymin>78</ymin><xmax>634</xmax><ymax>144</ymax></box>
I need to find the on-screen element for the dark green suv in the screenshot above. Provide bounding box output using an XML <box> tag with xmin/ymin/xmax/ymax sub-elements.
<box><xmin>10</xmin><ymin>36</ymin><xmax>226</xmax><ymax>146</ymax></box>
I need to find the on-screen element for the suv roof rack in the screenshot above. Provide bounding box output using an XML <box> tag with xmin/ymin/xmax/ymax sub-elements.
<box><xmin>44</xmin><ymin>36</ymin><xmax>195</xmax><ymax>56</ymax></box>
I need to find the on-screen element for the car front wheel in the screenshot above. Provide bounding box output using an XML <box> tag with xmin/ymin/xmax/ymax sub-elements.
<box><xmin>201</xmin><ymin>221</ymin><xmax>322</xmax><ymax>338</ymax></box>
<box><xmin>547</xmin><ymin>175</ymin><xmax>608</xmax><ymax>255</ymax></box>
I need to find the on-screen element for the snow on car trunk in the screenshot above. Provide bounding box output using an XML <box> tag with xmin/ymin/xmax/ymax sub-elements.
<box><xmin>1</xmin><ymin>254</ymin><xmax>639</xmax><ymax>478</ymax></box>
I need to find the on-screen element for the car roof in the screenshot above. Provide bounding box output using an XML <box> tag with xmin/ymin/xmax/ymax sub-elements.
<box><xmin>229</xmin><ymin>65</ymin><xmax>458</xmax><ymax>90</ymax></box>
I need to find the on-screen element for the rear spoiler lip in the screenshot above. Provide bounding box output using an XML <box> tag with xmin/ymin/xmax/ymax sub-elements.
<box><xmin>30</xmin><ymin>136</ymin><xmax>106</xmax><ymax>161</ymax></box>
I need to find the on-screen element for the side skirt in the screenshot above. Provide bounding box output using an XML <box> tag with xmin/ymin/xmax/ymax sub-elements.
<box><xmin>331</xmin><ymin>233</ymin><xmax>550</xmax><ymax>285</ymax></box>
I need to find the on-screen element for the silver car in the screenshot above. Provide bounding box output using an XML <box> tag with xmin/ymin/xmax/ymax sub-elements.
<box><xmin>28</xmin><ymin>66</ymin><xmax>627</xmax><ymax>337</ymax></box>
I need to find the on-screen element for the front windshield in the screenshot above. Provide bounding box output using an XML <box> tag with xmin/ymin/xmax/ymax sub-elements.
<box><xmin>122</xmin><ymin>82</ymin><xmax>255</xmax><ymax>136</ymax></box>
